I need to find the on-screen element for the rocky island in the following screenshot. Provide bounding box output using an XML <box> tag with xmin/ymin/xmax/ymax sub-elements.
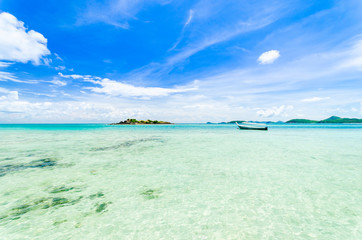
<box><xmin>111</xmin><ymin>118</ymin><xmax>172</xmax><ymax>125</ymax></box>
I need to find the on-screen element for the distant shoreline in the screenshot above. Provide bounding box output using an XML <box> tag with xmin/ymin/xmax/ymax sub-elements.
<box><xmin>286</xmin><ymin>116</ymin><xmax>362</xmax><ymax>124</ymax></box>
<box><xmin>207</xmin><ymin>116</ymin><xmax>362</xmax><ymax>124</ymax></box>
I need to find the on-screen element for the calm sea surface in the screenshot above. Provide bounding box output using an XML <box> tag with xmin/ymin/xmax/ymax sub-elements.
<box><xmin>0</xmin><ymin>124</ymin><xmax>361</xmax><ymax>239</ymax></box>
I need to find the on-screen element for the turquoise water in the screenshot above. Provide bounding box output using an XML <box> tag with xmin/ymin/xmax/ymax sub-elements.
<box><xmin>0</xmin><ymin>124</ymin><xmax>361</xmax><ymax>239</ymax></box>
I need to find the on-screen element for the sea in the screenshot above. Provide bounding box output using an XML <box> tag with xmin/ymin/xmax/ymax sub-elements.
<box><xmin>0</xmin><ymin>123</ymin><xmax>361</xmax><ymax>239</ymax></box>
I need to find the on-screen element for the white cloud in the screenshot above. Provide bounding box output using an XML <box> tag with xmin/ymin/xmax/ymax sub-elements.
<box><xmin>59</xmin><ymin>71</ymin><xmax>198</xmax><ymax>98</ymax></box>
<box><xmin>0</xmin><ymin>87</ymin><xmax>18</xmax><ymax>101</ymax></box>
<box><xmin>258</xmin><ymin>50</ymin><xmax>280</xmax><ymax>64</ymax></box>
<box><xmin>55</xmin><ymin>66</ymin><xmax>66</xmax><ymax>71</ymax></box>
<box><xmin>301</xmin><ymin>97</ymin><xmax>330</xmax><ymax>102</ymax></box>
<box><xmin>256</xmin><ymin>105</ymin><xmax>293</xmax><ymax>118</ymax></box>
<box><xmin>0</xmin><ymin>87</ymin><xmax>9</xmax><ymax>93</ymax></box>
<box><xmin>0</xmin><ymin>92</ymin><xmax>265</xmax><ymax>123</ymax></box>
<box><xmin>7</xmin><ymin>91</ymin><xmax>19</xmax><ymax>100</ymax></box>
<box><xmin>0</xmin><ymin>12</ymin><xmax>50</xmax><ymax>65</ymax></box>
<box><xmin>86</xmin><ymin>78</ymin><xmax>197</xmax><ymax>98</ymax></box>
<box><xmin>50</xmin><ymin>79</ymin><xmax>67</xmax><ymax>86</ymax></box>
<box><xmin>0</xmin><ymin>61</ymin><xmax>13</xmax><ymax>68</ymax></box>
<box><xmin>58</xmin><ymin>72</ymin><xmax>92</xmax><ymax>80</ymax></box>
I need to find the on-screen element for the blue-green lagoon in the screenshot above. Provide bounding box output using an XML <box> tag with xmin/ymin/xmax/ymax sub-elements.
<box><xmin>0</xmin><ymin>124</ymin><xmax>361</xmax><ymax>239</ymax></box>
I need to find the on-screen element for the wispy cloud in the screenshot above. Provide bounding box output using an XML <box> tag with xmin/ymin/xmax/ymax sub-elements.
<box><xmin>169</xmin><ymin>9</ymin><xmax>194</xmax><ymax>51</ymax></box>
<box><xmin>199</xmin><ymin>35</ymin><xmax>362</xmax><ymax>92</ymax></box>
<box><xmin>0</xmin><ymin>62</ymin><xmax>13</xmax><ymax>68</ymax></box>
<box><xmin>78</xmin><ymin>0</ymin><xmax>171</xmax><ymax>28</ymax></box>
<box><xmin>301</xmin><ymin>97</ymin><xmax>330</xmax><ymax>102</ymax></box>
<box><xmin>256</xmin><ymin>105</ymin><xmax>293</xmax><ymax>118</ymax></box>
<box><xmin>167</xmin><ymin>16</ymin><xmax>279</xmax><ymax>67</ymax></box>
<box><xmin>0</xmin><ymin>71</ymin><xmax>17</xmax><ymax>82</ymax></box>
<box><xmin>128</xmin><ymin>1</ymin><xmax>289</xmax><ymax>82</ymax></box>
<box><xmin>58</xmin><ymin>71</ymin><xmax>198</xmax><ymax>98</ymax></box>
<box><xmin>58</xmin><ymin>72</ymin><xmax>97</xmax><ymax>80</ymax></box>
<box><xmin>127</xmin><ymin>16</ymin><xmax>281</xmax><ymax>83</ymax></box>
<box><xmin>0</xmin><ymin>70</ymin><xmax>40</xmax><ymax>84</ymax></box>
<box><xmin>185</xmin><ymin>9</ymin><xmax>194</xmax><ymax>26</ymax></box>
<box><xmin>50</xmin><ymin>79</ymin><xmax>67</xmax><ymax>86</ymax></box>
<box><xmin>85</xmin><ymin>78</ymin><xmax>197</xmax><ymax>98</ymax></box>
<box><xmin>54</xmin><ymin>53</ymin><xmax>63</xmax><ymax>61</ymax></box>
<box><xmin>55</xmin><ymin>66</ymin><xmax>66</xmax><ymax>71</ymax></box>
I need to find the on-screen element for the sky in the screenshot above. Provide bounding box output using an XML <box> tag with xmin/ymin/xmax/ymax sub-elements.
<box><xmin>0</xmin><ymin>0</ymin><xmax>362</xmax><ymax>123</ymax></box>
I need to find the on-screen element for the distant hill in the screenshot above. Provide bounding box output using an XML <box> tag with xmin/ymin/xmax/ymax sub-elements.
<box><xmin>227</xmin><ymin>120</ymin><xmax>246</xmax><ymax>124</ymax></box>
<box><xmin>286</xmin><ymin>116</ymin><xmax>362</xmax><ymax>123</ymax></box>
<box><xmin>286</xmin><ymin>119</ymin><xmax>318</xmax><ymax>123</ymax></box>
<box><xmin>207</xmin><ymin>116</ymin><xmax>362</xmax><ymax>124</ymax></box>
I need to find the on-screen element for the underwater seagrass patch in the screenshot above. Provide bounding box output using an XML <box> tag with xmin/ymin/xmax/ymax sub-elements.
<box><xmin>95</xmin><ymin>201</ymin><xmax>112</xmax><ymax>213</ymax></box>
<box><xmin>91</xmin><ymin>137</ymin><xmax>164</xmax><ymax>151</ymax></box>
<box><xmin>0</xmin><ymin>195</ymin><xmax>83</xmax><ymax>221</ymax></box>
<box><xmin>140</xmin><ymin>188</ymin><xmax>162</xmax><ymax>200</ymax></box>
<box><xmin>0</xmin><ymin>157</ymin><xmax>57</xmax><ymax>177</ymax></box>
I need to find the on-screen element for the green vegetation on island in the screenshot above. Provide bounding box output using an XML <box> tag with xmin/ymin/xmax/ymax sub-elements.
<box><xmin>286</xmin><ymin>116</ymin><xmax>362</xmax><ymax>123</ymax></box>
<box><xmin>111</xmin><ymin>118</ymin><xmax>172</xmax><ymax>125</ymax></box>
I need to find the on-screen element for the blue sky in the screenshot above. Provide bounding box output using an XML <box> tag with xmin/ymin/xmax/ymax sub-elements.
<box><xmin>0</xmin><ymin>0</ymin><xmax>362</xmax><ymax>123</ymax></box>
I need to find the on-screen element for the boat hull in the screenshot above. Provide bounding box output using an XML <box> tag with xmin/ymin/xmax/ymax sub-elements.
<box><xmin>237</xmin><ymin>125</ymin><xmax>268</xmax><ymax>131</ymax></box>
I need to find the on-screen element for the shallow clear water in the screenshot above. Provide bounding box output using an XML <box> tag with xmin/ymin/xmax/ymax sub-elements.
<box><xmin>0</xmin><ymin>124</ymin><xmax>361</xmax><ymax>239</ymax></box>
